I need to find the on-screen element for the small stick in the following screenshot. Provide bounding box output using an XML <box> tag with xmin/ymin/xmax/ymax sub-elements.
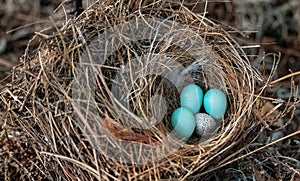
<box><xmin>270</xmin><ymin>71</ymin><xmax>300</xmax><ymax>85</ymax></box>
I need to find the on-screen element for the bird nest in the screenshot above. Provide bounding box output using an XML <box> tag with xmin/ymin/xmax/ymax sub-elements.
<box><xmin>0</xmin><ymin>0</ymin><xmax>291</xmax><ymax>180</ymax></box>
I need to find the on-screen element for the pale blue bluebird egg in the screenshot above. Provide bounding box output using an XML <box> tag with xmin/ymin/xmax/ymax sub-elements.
<box><xmin>171</xmin><ymin>107</ymin><xmax>195</xmax><ymax>138</ymax></box>
<box><xmin>203</xmin><ymin>88</ymin><xmax>227</xmax><ymax>120</ymax></box>
<box><xmin>180</xmin><ymin>84</ymin><xmax>203</xmax><ymax>114</ymax></box>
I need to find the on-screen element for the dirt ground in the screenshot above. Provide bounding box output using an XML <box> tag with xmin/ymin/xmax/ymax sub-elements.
<box><xmin>0</xmin><ymin>0</ymin><xmax>299</xmax><ymax>180</ymax></box>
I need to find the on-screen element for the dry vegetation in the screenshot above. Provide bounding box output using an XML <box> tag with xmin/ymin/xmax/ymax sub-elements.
<box><xmin>0</xmin><ymin>0</ymin><xmax>299</xmax><ymax>180</ymax></box>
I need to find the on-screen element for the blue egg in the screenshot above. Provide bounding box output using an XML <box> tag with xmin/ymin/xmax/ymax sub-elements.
<box><xmin>203</xmin><ymin>88</ymin><xmax>227</xmax><ymax>120</ymax></box>
<box><xmin>171</xmin><ymin>107</ymin><xmax>195</xmax><ymax>138</ymax></box>
<box><xmin>180</xmin><ymin>84</ymin><xmax>203</xmax><ymax>114</ymax></box>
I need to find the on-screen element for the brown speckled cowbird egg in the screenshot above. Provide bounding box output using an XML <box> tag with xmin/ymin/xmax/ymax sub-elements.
<box><xmin>195</xmin><ymin>113</ymin><xmax>217</xmax><ymax>136</ymax></box>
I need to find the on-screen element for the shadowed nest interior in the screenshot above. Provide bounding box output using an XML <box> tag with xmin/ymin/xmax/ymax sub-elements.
<box><xmin>0</xmin><ymin>0</ymin><xmax>297</xmax><ymax>180</ymax></box>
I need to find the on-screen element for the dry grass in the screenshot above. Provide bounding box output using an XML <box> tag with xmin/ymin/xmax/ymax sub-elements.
<box><xmin>0</xmin><ymin>0</ymin><xmax>299</xmax><ymax>180</ymax></box>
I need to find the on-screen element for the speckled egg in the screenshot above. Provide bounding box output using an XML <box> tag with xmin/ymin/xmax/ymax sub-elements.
<box><xmin>194</xmin><ymin>113</ymin><xmax>217</xmax><ymax>136</ymax></box>
<box><xmin>203</xmin><ymin>88</ymin><xmax>227</xmax><ymax>120</ymax></box>
<box><xmin>180</xmin><ymin>84</ymin><xmax>203</xmax><ymax>114</ymax></box>
<box><xmin>171</xmin><ymin>107</ymin><xmax>195</xmax><ymax>138</ymax></box>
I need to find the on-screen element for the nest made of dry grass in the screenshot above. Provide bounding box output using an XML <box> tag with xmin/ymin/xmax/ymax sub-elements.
<box><xmin>0</xmin><ymin>0</ymin><xmax>297</xmax><ymax>180</ymax></box>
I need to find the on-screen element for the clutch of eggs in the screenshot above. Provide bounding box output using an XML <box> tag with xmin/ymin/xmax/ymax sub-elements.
<box><xmin>171</xmin><ymin>84</ymin><xmax>227</xmax><ymax>139</ymax></box>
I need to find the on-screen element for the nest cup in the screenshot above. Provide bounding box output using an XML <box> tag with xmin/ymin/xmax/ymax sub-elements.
<box><xmin>74</xmin><ymin>16</ymin><xmax>231</xmax><ymax>164</ymax></box>
<box><xmin>1</xmin><ymin>0</ymin><xmax>266</xmax><ymax>180</ymax></box>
